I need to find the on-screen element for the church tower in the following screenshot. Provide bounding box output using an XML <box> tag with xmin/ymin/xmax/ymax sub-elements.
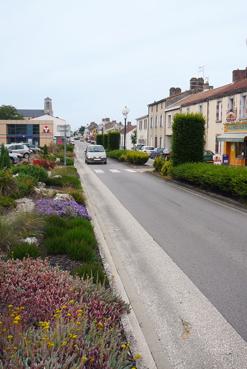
<box><xmin>44</xmin><ymin>97</ymin><xmax>53</xmax><ymax>116</ymax></box>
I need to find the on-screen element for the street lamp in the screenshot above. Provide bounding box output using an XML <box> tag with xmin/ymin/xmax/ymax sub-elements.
<box><xmin>122</xmin><ymin>105</ymin><xmax>130</xmax><ymax>150</ymax></box>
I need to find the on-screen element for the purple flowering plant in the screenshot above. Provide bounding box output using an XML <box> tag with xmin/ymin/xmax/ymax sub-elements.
<box><xmin>35</xmin><ymin>198</ymin><xmax>90</xmax><ymax>219</ymax></box>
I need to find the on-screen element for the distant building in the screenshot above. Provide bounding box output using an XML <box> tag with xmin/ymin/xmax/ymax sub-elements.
<box><xmin>32</xmin><ymin>114</ymin><xmax>71</xmax><ymax>144</ymax></box>
<box><xmin>17</xmin><ymin>97</ymin><xmax>53</xmax><ymax>119</ymax></box>
<box><xmin>136</xmin><ymin>114</ymin><xmax>148</xmax><ymax>145</ymax></box>
<box><xmin>120</xmin><ymin>123</ymin><xmax>136</xmax><ymax>150</ymax></box>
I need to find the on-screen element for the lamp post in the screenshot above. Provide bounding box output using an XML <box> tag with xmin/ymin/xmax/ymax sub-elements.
<box><xmin>64</xmin><ymin>122</ymin><xmax>67</xmax><ymax>166</ymax></box>
<box><xmin>122</xmin><ymin>106</ymin><xmax>129</xmax><ymax>150</ymax></box>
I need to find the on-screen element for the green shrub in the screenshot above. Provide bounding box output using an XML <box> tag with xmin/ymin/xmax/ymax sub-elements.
<box><xmin>43</xmin><ymin>216</ymin><xmax>97</xmax><ymax>262</ymax></box>
<box><xmin>15</xmin><ymin>175</ymin><xmax>37</xmax><ymax>198</ymax></box>
<box><xmin>68</xmin><ymin>189</ymin><xmax>85</xmax><ymax>204</ymax></box>
<box><xmin>160</xmin><ymin>160</ymin><xmax>173</xmax><ymax>176</ymax></box>
<box><xmin>66</xmin><ymin>144</ymin><xmax>74</xmax><ymax>152</ymax></box>
<box><xmin>126</xmin><ymin>151</ymin><xmax>149</xmax><ymax>165</ymax></box>
<box><xmin>51</xmin><ymin>166</ymin><xmax>78</xmax><ymax>177</ymax></box>
<box><xmin>72</xmin><ymin>262</ymin><xmax>107</xmax><ymax>284</ymax></box>
<box><xmin>0</xmin><ymin>195</ymin><xmax>15</xmax><ymax>208</ymax></box>
<box><xmin>170</xmin><ymin>163</ymin><xmax>247</xmax><ymax>198</ymax></box>
<box><xmin>12</xmin><ymin>164</ymin><xmax>48</xmax><ymax>182</ymax></box>
<box><xmin>96</xmin><ymin>134</ymin><xmax>104</xmax><ymax>146</ymax></box>
<box><xmin>172</xmin><ymin>113</ymin><xmax>205</xmax><ymax>166</ymax></box>
<box><xmin>107</xmin><ymin>149</ymin><xmax>127</xmax><ymax>160</ymax></box>
<box><xmin>108</xmin><ymin>131</ymin><xmax>120</xmax><ymax>151</ymax></box>
<box><xmin>0</xmin><ymin>144</ymin><xmax>11</xmax><ymax>169</ymax></box>
<box><xmin>9</xmin><ymin>243</ymin><xmax>40</xmax><ymax>259</ymax></box>
<box><xmin>154</xmin><ymin>156</ymin><xmax>166</xmax><ymax>172</ymax></box>
<box><xmin>107</xmin><ymin>150</ymin><xmax>148</xmax><ymax>165</ymax></box>
<box><xmin>0</xmin><ymin>170</ymin><xmax>18</xmax><ymax>196</ymax></box>
<box><xmin>45</xmin><ymin>175</ymin><xmax>81</xmax><ymax>189</ymax></box>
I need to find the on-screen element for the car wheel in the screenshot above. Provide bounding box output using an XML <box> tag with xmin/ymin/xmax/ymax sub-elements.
<box><xmin>104</xmin><ymin>160</ymin><xmax>107</xmax><ymax>164</ymax></box>
<box><xmin>24</xmin><ymin>153</ymin><xmax>29</xmax><ymax>159</ymax></box>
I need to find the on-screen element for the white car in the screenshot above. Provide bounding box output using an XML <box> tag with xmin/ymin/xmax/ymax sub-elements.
<box><xmin>6</xmin><ymin>143</ymin><xmax>32</xmax><ymax>159</ymax></box>
<box><xmin>85</xmin><ymin>145</ymin><xmax>107</xmax><ymax>164</ymax></box>
<box><xmin>141</xmin><ymin>146</ymin><xmax>155</xmax><ymax>156</ymax></box>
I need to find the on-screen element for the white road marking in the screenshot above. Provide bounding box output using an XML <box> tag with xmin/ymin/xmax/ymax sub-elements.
<box><xmin>94</xmin><ymin>169</ymin><xmax>104</xmax><ymax>174</ymax></box>
<box><xmin>109</xmin><ymin>169</ymin><xmax>121</xmax><ymax>173</ymax></box>
<box><xmin>125</xmin><ymin>169</ymin><xmax>136</xmax><ymax>173</ymax></box>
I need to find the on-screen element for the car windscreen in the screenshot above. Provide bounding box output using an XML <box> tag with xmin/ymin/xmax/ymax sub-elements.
<box><xmin>87</xmin><ymin>146</ymin><xmax>105</xmax><ymax>152</ymax></box>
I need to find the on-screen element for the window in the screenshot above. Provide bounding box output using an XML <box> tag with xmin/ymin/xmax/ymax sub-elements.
<box><xmin>139</xmin><ymin>120</ymin><xmax>142</xmax><ymax>130</ymax></box>
<box><xmin>156</xmin><ymin>105</ymin><xmax>158</xmax><ymax>112</ymax></box>
<box><xmin>187</xmin><ymin>107</ymin><xmax>190</xmax><ymax>113</ymax></box>
<box><xmin>144</xmin><ymin>119</ymin><xmax>147</xmax><ymax>130</ymax></box>
<box><xmin>155</xmin><ymin>137</ymin><xmax>158</xmax><ymax>147</ymax></box>
<box><xmin>33</xmin><ymin>125</ymin><xmax>39</xmax><ymax>135</ymax></box>
<box><xmin>150</xmin><ymin>117</ymin><xmax>153</xmax><ymax>128</ymax></box>
<box><xmin>150</xmin><ymin>106</ymin><xmax>153</xmax><ymax>113</ymax></box>
<box><xmin>216</xmin><ymin>101</ymin><xmax>222</xmax><ymax>122</ymax></box>
<box><xmin>168</xmin><ymin>115</ymin><xmax>172</xmax><ymax>128</ymax></box>
<box><xmin>155</xmin><ymin>116</ymin><xmax>157</xmax><ymax>128</ymax></box>
<box><xmin>240</xmin><ymin>95</ymin><xmax>247</xmax><ymax>118</ymax></box>
<box><xmin>235</xmin><ymin>142</ymin><xmax>245</xmax><ymax>158</ymax></box>
<box><xmin>161</xmin><ymin>102</ymin><xmax>163</xmax><ymax>109</ymax></box>
<box><xmin>199</xmin><ymin>105</ymin><xmax>203</xmax><ymax>114</ymax></box>
<box><xmin>159</xmin><ymin>137</ymin><xmax>162</xmax><ymax>147</ymax></box>
<box><xmin>160</xmin><ymin>115</ymin><xmax>163</xmax><ymax>127</ymax></box>
<box><xmin>228</xmin><ymin>97</ymin><xmax>234</xmax><ymax>112</ymax></box>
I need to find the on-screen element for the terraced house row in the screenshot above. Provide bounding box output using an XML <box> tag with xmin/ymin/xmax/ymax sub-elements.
<box><xmin>137</xmin><ymin>67</ymin><xmax>247</xmax><ymax>166</ymax></box>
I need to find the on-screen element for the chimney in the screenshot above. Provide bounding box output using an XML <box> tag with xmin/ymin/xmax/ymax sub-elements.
<box><xmin>169</xmin><ymin>87</ymin><xmax>176</xmax><ymax>97</ymax></box>
<box><xmin>190</xmin><ymin>77</ymin><xmax>204</xmax><ymax>92</ymax></box>
<box><xmin>232</xmin><ymin>68</ymin><xmax>247</xmax><ymax>82</ymax></box>
<box><xmin>169</xmin><ymin>87</ymin><xmax>181</xmax><ymax>96</ymax></box>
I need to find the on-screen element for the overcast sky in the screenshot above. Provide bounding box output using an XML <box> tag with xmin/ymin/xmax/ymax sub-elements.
<box><xmin>0</xmin><ymin>0</ymin><xmax>246</xmax><ymax>129</ymax></box>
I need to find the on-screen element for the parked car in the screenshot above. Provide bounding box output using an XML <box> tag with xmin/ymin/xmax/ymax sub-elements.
<box><xmin>203</xmin><ymin>150</ymin><xmax>214</xmax><ymax>163</ymax></box>
<box><xmin>6</xmin><ymin>143</ymin><xmax>32</xmax><ymax>159</ymax></box>
<box><xmin>150</xmin><ymin>147</ymin><xmax>167</xmax><ymax>159</ymax></box>
<box><xmin>25</xmin><ymin>143</ymin><xmax>41</xmax><ymax>153</ymax></box>
<box><xmin>141</xmin><ymin>146</ymin><xmax>155</xmax><ymax>156</ymax></box>
<box><xmin>135</xmin><ymin>144</ymin><xmax>144</xmax><ymax>151</ymax></box>
<box><xmin>85</xmin><ymin>144</ymin><xmax>107</xmax><ymax>164</ymax></box>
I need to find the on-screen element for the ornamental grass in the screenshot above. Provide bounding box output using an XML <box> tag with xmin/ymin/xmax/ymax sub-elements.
<box><xmin>0</xmin><ymin>258</ymin><xmax>136</xmax><ymax>369</ymax></box>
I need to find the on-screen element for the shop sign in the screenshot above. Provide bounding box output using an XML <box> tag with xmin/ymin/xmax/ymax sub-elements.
<box><xmin>226</xmin><ymin>111</ymin><xmax>236</xmax><ymax>122</ymax></box>
<box><xmin>43</xmin><ymin>125</ymin><xmax>50</xmax><ymax>133</ymax></box>
<box><xmin>225</xmin><ymin>122</ymin><xmax>247</xmax><ymax>131</ymax></box>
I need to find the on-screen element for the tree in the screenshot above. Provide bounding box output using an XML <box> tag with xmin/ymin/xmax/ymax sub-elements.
<box><xmin>78</xmin><ymin>126</ymin><xmax>85</xmax><ymax>135</ymax></box>
<box><xmin>0</xmin><ymin>144</ymin><xmax>11</xmax><ymax>169</ymax></box>
<box><xmin>172</xmin><ymin>113</ymin><xmax>205</xmax><ymax>166</ymax></box>
<box><xmin>131</xmin><ymin>130</ymin><xmax>137</xmax><ymax>146</ymax></box>
<box><xmin>0</xmin><ymin>105</ymin><xmax>23</xmax><ymax>120</ymax></box>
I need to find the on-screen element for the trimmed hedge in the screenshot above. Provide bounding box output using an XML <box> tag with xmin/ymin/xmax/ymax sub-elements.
<box><xmin>108</xmin><ymin>131</ymin><xmax>120</xmax><ymax>151</ymax></box>
<box><xmin>170</xmin><ymin>163</ymin><xmax>247</xmax><ymax>198</ymax></box>
<box><xmin>172</xmin><ymin>113</ymin><xmax>205</xmax><ymax>166</ymax></box>
<box><xmin>108</xmin><ymin>150</ymin><xmax>149</xmax><ymax>165</ymax></box>
<box><xmin>96</xmin><ymin>134</ymin><xmax>103</xmax><ymax>146</ymax></box>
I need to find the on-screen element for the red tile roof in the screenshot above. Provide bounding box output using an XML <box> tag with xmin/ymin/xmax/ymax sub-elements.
<box><xmin>181</xmin><ymin>78</ymin><xmax>247</xmax><ymax>107</ymax></box>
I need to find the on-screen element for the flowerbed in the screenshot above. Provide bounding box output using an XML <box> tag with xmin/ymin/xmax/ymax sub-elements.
<box><xmin>108</xmin><ymin>150</ymin><xmax>149</xmax><ymax>165</ymax></box>
<box><xmin>0</xmin><ymin>258</ymin><xmax>135</xmax><ymax>369</ymax></box>
<box><xmin>36</xmin><ymin>198</ymin><xmax>90</xmax><ymax>219</ymax></box>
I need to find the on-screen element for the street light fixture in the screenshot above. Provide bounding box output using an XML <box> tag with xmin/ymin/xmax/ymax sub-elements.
<box><xmin>122</xmin><ymin>105</ymin><xmax>130</xmax><ymax>150</ymax></box>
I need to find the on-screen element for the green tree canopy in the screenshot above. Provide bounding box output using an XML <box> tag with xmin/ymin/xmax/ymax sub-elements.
<box><xmin>0</xmin><ymin>105</ymin><xmax>23</xmax><ymax>120</ymax></box>
<box><xmin>172</xmin><ymin>113</ymin><xmax>205</xmax><ymax>166</ymax></box>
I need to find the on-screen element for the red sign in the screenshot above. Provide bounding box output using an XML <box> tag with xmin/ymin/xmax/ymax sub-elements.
<box><xmin>43</xmin><ymin>125</ymin><xmax>50</xmax><ymax>133</ymax></box>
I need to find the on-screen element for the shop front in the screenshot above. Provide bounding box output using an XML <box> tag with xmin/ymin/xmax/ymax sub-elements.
<box><xmin>217</xmin><ymin>122</ymin><xmax>247</xmax><ymax>166</ymax></box>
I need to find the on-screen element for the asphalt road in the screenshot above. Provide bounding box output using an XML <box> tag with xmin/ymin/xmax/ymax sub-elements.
<box><xmin>80</xmin><ymin>146</ymin><xmax>247</xmax><ymax>342</ymax></box>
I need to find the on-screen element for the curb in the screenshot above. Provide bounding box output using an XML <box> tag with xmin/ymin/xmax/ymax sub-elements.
<box><xmin>75</xmin><ymin>156</ymin><xmax>158</xmax><ymax>369</ymax></box>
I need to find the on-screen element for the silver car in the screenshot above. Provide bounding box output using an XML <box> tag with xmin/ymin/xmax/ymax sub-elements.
<box><xmin>85</xmin><ymin>145</ymin><xmax>107</xmax><ymax>164</ymax></box>
<box><xmin>6</xmin><ymin>143</ymin><xmax>32</xmax><ymax>159</ymax></box>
